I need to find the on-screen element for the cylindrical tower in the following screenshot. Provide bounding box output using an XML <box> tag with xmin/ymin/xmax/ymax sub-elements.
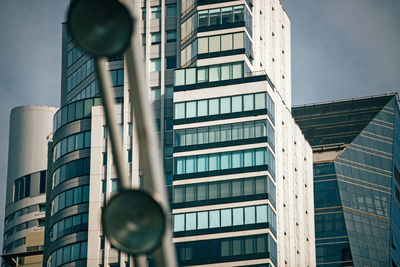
<box><xmin>3</xmin><ymin>106</ymin><xmax>57</xmax><ymax>263</ymax></box>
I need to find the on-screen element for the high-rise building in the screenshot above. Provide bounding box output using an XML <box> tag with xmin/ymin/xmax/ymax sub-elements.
<box><xmin>292</xmin><ymin>94</ymin><xmax>400</xmax><ymax>267</ymax></box>
<box><xmin>1</xmin><ymin>1</ymin><xmax>315</xmax><ymax>267</ymax></box>
<box><xmin>2</xmin><ymin>106</ymin><xmax>57</xmax><ymax>266</ymax></box>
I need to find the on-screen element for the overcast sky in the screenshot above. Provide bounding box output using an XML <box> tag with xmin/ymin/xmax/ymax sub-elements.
<box><xmin>0</xmin><ymin>0</ymin><xmax>399</xmax><ymax>250</ymax></box>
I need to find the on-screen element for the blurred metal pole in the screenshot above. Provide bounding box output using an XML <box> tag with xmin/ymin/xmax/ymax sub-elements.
<box><xmin>95</xmin><ymin>58</ymin><xmax>147</xmax><ymax>267</ymax></box>
<box><xmin>94</xmin><ymin>57</ymin><xmax>130</xmax><ymax>190</ymax></box>
<box><xmin>123</xmin><ymin>2</ymin><xmax>177</xmax><ymax>266</ymax></box>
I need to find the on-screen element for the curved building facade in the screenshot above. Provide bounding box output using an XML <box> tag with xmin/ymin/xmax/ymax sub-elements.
<box><xmin>3</xmin><ymin>105</ymin><xmax>57</xmax><ymax>265</ymax></box>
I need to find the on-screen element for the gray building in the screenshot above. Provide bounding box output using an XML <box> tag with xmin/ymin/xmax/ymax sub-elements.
<box><xmin>2</xmin><ymin>106</ymin><xmax>57</xmax><ymax>266</ymax></box>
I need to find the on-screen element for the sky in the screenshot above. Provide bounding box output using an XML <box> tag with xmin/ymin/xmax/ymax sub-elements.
<box><xmin>0</xmin><ymin>0</ymin><xmax>399</xmax><ymax>251</ymax></box>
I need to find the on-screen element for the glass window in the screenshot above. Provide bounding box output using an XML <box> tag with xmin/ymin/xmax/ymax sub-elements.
<box><xmin>221</xmin><ymin>64</ymin><xmax>231</xmax><ymax>80</ymax></box>
<box><xmin>175</xmin><ymin>69</ymin><xmax>185</xmax><ymax>86</ymax></box>
<box><xmin>221</xmin><ymin>209</ymin><xmax>232</xmax><ymax>227</ymax></box>
<box><xmin>198</xmin><ymin>38</ymin><xmax>209</xmax><ymax>54</ymax></box>
<box><xmin>151</xmin><ymin>87</ymin><xmax>161</xmax><ymax>101</ymax></box>
<box><xmin>209</xmin><ymin>9</ymin><xmax>221</xmax><ymax>26</ymax></box>
<box><xmin>197</xmin><ymin>67</ymin><xmax>208</xmax><ymax>83</ymax></box>
<box><xmin>209</xmin><ymin>183</ymin><xmax>218</xmax><ymax>199</ymax></box>
<box><xmin>256</xmin><ymin>177</ymin><xmax>266</xmax><ymax>194</ymax></box>
<box><xmin>167</xmin><ymin>31</ymin><xmax>177</xmax><ymax>43</ymax></box>
<box><xmin>166</xmin><ymin>56</ymin><xmax>176</xmax><ymax>69</ymax></box>
<box><xmin>244</xmin><ymin>179</ymin><xmax>254</xmax><ymax>195</ymax></box>
<box><xmin>76</xmin><ymin>133</ymin><xmax>84</xmax><ymax>149</ymax></box>
<box><xmin>220</xmin><ymin>153</ymin><xmax>230</xmax><ymax>170</ymax></box>
<box><xmin>256</xmin><ymin>205</ymin><xmax>268</xmax><ymax>223</ymax></box>
<box><xmin>167</xmin><ymin>5</ymin><xmax>177</xmax><ymax>17</ymax></box>
<box><xmin>150</xmin><ymin>58</ymin><xmax>161</xmax><ymax>71</ymax></box>
<box><xmin>244</xmin><ymin>206</ymin><xmax>256</xmax><ymax>224</ymax></box>
<box><xmin>209</xmin><ymin>126</ymin><xmax>219</xmax><ymax>143</ymax></box>
<box><xmin>243</xmin><ymin>95</ymin><xmax>254</xmax><ymax>111</ymax></box>
<box><xmin>232</xmin><ymin>95</ymin><xmax>243</xmax><ymax>112</ymax></box>
<box><xmin>186</xmin><ymin>102</ymin><xmax>197</xmax><ymax>118</ymax></box>
<box><xmin>233</xmin><ymin>6</ymin><xmax>244</xmax><ymax>22</ymax></box>
<box><xmin>186</xmin><ymin>213</ymin><xmax>196</xmax><ymax>230</ymax></box>
<box><xmin>151</xmin><ymin>6</ymin><xmax>161</xmax><ymax>19</ymax></box>
<box><xmin>233</xmin><ymin>208</ymin><xmax>244</xmax><ymax>225</ymax></box>
<box><xmin>221</xmin><ymin>97</ymin><xmax>231</xmax><ymax>114</ymax></box>
<box><xmin>243</xmin><ymin>122</ymin><xmax>254</xmax><ymax>138</ymax></box>
<box><xmin>245</xmin><ymin>238</ymin><xmax>254</xmax><ymax>254</ymax></box>
<box><xmin>151</xmin><ymin>32</ymin><xmax>161</xmax><ymax>45</ymax></box>
<box><xmin>197</xmin><ymin>128</ymin><xmax>208</xmax><ymax>144</ymax></box>
<box><xmin>173</xmin><ymin>187</ymin><xmax>184</xmax><ymax>203</ymax></box>
<box><xmin>209</xmin><ymin>36</ymin><xmax>220</xmax><ymax>53</ymax></box>
<box><xmin>198</xmin><ymin>10</ymin><xmax>209</xmax><ymax>27</ymax></box>
<box><xmin>232</xmin><ymin>180</ymin><xmax>242</xmax><ymax>196</ymax></box>
<box><xmin>175</xmin><ymin>103</ymin><xmax>185</xmax><ymax>119</ymax></box>
<box><xmin>221</xmin><ymin>34</ymin><xmax>233</xmax><ymax>51</ymax></box>
<box><xmin>255</xmin><ymin>93</ymin><xmax>266</xmax><ymax>109</ymax></box>
<box><xmin>244</xmin><ymin>150</ymin><xmax>254</xmax><ymax>167</ymax></box>
<box><xmin>197</xmin><ymin>184</ymin><xmax>207</xmax><ymax>200</ymax></box>
<box><xmin>257</xmin><ymin>237</ymin><xmax>266</xmax><ymax>253</ymax></box>
<box><xmin>209</xmin><ymin>210</ymin><xmax>220</xmax><ymax>228</ymax></box>
<box><xmin>185</xmin><ymin>68</ymin><xmax>196</xmax><ymax>85</ymax></box>
<box><xmin>209</xmin><ymin>154</ymin><xmax>219</xmax><ymax>171</ymax></box>
<box><xmin>233</xmin><ymin>32</ymin><xmax>244</xmax><ymax>49</ymax></box>
<box><xmin>256</xmin><ymin>148</ymin><xmax>265</xmax><ymax>165</ymax></box>
<box><xmin>197</xmin><ymin>211</ymin><xmax>208</xmax><ymax>229</ymax></box>
<box><xmin>232</xmin><ymin>63</ymin><xmax>243</xmax><ymax>79</ymax></box>
<box><xmin>186</xmin><ymin>185</ymin><xmax>195</xmax><ymax>201</ymax></box>
<box><xmin>221</xmin><ymin>7</ymin><xmax>233</xmax><ymax>24</ymax></box>
<box><xmin>174</xmin><ymin>214</ymin><xmax>184</xmax><ymax>232</ymax></box>
<box><xmin>185</xmin><ymin>157</ymin><xmax>195</xmax><ymax>173</ymax></box>
<box><xmin>232</xmin><ymin>124</ymin><xmax>243</xmax><ymax>140</ymax></box>
<box><xmin>209</xmin><ymin>66</ymin><xmax>220</xmax><ymax>82</ymax></box>
<box><xmin>220</xmin><ymin>124</ymin><xmax>232</xmax><ymax>141</ymax></box>
<box><xmin>197</xmin><ymin>155</ymin><xmax>207</xmax><ymax>172</ymax></box>
<box><xmin>220</xmin><ymin>181</ymin><xmax>230</xmax><ymax>198</ymax></box>
<box><xmin>209</xmin><ymin>99</ymin><xmax>219</xmax><ymax>115</ymax></box>
<box><xmin>232</xmin><ymin>151</ymin><xmax>242</xmax><ymax>168</ymax></box>
<box><xmin>232</xmin><ymin>239</ymin><xmax>242</xmax><ymax>256</ymax></box>
<box><xmin>221</xmin><ymin>240</ymin><xmax>230</xmax><ymax>256</ymax></box>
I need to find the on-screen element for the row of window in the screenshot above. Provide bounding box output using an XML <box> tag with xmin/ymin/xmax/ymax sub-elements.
<box><xmin>67</xmin><ymin>46</ymin><xmax>84</xmax><ymax>67</ymax></box>
<box><xmin>142</xmin><ymin>5</ymin><xmax>177</xmax><ymax>20</ymax></box>
<box><xmin>174</xmin><ymin>120</ymin><xmax>274</xmax><ymax>148</ymax></box>
<box><xmin>53</xmin><ymin>131</ymin><xmax>91</xmax><ymax>161</ymax></box>
<box><xmin>174</xmin><ymin>92</ymin><xmax>267</xmax><ymax>120</ymax></box>
<box><xmin>4</xmin><ymin>219</ymin><xmax>40</xmax><ymax>239</ymax></box>
<box><xmin>52</xmin><ymin>158</ymin><xmax>90</xmax><ymax>189</ymax></box>
<box><xmin>53</xmin><ymin>98</ymin><xmax>102</xmax><ymax>132</ymax></box>
<box><xmin>181</xmin><ymin>38</ymin><xmax>198</xmax><ymax>66</ymax></box>
<box><xmin>150</xmin><ymin>86</ymin><xmax>174</xmax><ymax>101</ymax></box>
<box><xmin>68</xmin><ymin>80</ymin><xmax>98</xmax><ymax>103</ymax></box>
<box><xmin>174</xmin><ymin>204</ymin><xmax>276</xmax><ymax>233</ymax></box>
<box><xmin>51</xmin><ymin>185</ymin><xmax>89</xmax><ymax>215</ymax></box>
<box><xmin>175</xmin><ymin>147</ymin><xmax>275</xmax><ymax>176</ymax></box>
<box><xmin>176</xmin><ymin>234</ymin><xmax>277</xmax><ymax>264</ymax></box>
<box><xmin>67</xmin><ymin>59</ymin><xmax>95</xmax><ymax>93</ymax></box>
<box><xmin>5</xmin><ymin>204</ymin><xmax>44</xmax><ymax>225</ymax></box>
<box><xmin>47</xmin><ymin>241</ymin><xmax>87</xmax><ymax>267</ymax></box>
<box><xmin>146</xmin><ymin>31</ymin><xmax>177</xmax><ymax>46</ymax></box>
<box><xmin>181</xmin><ymin>5</ymin><xmax>251</xmax><ymax>43</ymax></box>
<box><xmin>174</xmin><ymin>62</ymin><xmax>244</xmax><ymax>86</ymax></box>
<box><xmin>173</xmin><ymin>176</ymin><xmax>276</xmax><ymax>205</ymax></box>
<box><xmin>3</xmin><ymin>237</ymin><xmax>25</xmax><ymax>253</ymax></box>
<box><xmin>181</xmin><ymin>0</ymin><xmax>195</xmax><ymax>17</ymax></box>
<box><xmin>198</xmin><ymin>32</ymin><xmax>246</xmax><ymax>54</ymax></box>
<box><xmin>50</xmin><ymin>213</ymin><xmax>88</xmax><ymax>242</ymax></box>
<box><xmin>14</xmin><ymin>174</ymin><xmax>31</xmax><ymax>202</ymax></box>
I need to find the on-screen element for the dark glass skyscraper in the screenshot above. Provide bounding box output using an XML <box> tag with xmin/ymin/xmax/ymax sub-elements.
<box><xmin>293</xmin><ymin>94</ymin><xmax>400</xmax><ymax>267</ymax></box>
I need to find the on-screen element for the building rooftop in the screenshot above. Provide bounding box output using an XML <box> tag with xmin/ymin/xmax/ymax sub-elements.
<box><xmin>292</xmin><ymin>93</ymin><xmax>396</xmax><ymax>149</ymax></box>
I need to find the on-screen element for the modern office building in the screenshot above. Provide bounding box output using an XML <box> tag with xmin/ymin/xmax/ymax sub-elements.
<box><xmin>0</xmin><ymin>0</ymin><xmax>314</xmax><ymax>267</ymax></box>
<box><xmin>2</xmin><ymin>106</ymin><xmax>57</xmax><ymax>266</ymax></box>
<box><xmin>292</xmin><ymin>94</ymin><xmax>400</xmax><ymax>267</ymax></box>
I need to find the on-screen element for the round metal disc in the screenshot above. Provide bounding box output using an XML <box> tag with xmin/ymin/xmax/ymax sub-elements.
<box><xmin>102</xmin><ymin>189</ymin><xmax>166</xmax><ymax>255</ymax></box>
<box><xmin>67</xmin><ymin>0</ymin><xmax>133</xmax><ymax>57</ymax></box>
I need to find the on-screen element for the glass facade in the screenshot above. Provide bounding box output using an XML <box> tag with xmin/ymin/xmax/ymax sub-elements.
<box><xmin>293</xmin><ymin>94</ymin><xmax>400</xmax><ymax>267</ymax></box>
